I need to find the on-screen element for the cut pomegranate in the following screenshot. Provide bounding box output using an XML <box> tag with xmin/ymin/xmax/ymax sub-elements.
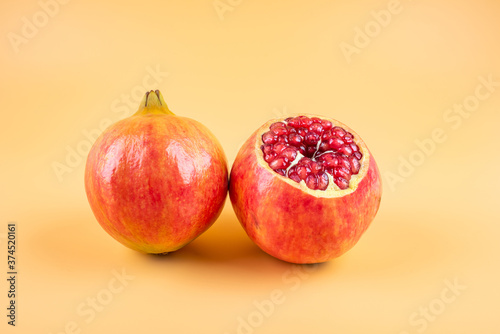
<box><xmin>260</xmin><ymin>116</ymin><xmax>363</xmax><ymax>190</ymax></box>
<box><xmin>229</xmin><ymin>114</ymin><xmax>382</xmax><ymax>263</ymax></box>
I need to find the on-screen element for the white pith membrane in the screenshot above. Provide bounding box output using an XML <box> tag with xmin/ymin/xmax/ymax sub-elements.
<box><xmin>254</xmin><ymin>115</ymin><xmax>370</xmax><ymax>198</ymax></box>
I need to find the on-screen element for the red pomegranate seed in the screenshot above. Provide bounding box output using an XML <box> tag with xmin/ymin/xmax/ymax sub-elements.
<box><xmin>288</xmin><ymin>171</ymin><xmax>301</xmax><ymax>183</ymax></box>
<box><xmin>318</xmin><ymin>153</ymin><xmax>339</xmax><ymax>168</ymax></box>
<box><xmin>298</xmin><ymin>157</ymin><xmax>312</xmax><ymax>165</ymax></box>
<box><xmin>322</xmin><ymin>130</ymin><xmax>333</xmax><ymax>141</ymax></box>
<box><xmin>296</xmin><ymin>165</ymin><xmax>310</xmax><ymax>180</ymax></box>
<box><xmin>277</xmin><ymin>134</ymin><xmax>289</xmax><ymax>143</ymax></box>
<box><xmin>332</xmin><ymin>126</ymin><xmax>346</xmax><ymax>138</ymax></box>
<box><xmin>305</xmin><ymin>146</ymin><xmax>316</xmax><ymax>157</ymax></box>
<box><xmin>287</xmin><ymin>117</ymin><xmax>301</xmax><ymax>128</ymax></box>
<box><xmin>298</xmin><ymin>116</ymin><xmax>313</xmax><ymax>127</ymax></box>
<box><xmin>317</xmin><ymin>173</ymin><xmax>329</xmax><ymax>190</ymax></box>
<box><xmin>350</xmin><ymin>143</ymin><xmax>358</xmax><ymax>152</ymax></box>
<box><xmin>334</xmin><ymin>166</ymin><xmax>351</xmax><ymax>181</ymax></box>
<box><xmin>271</xmin><ymin>126</ymin><xmax>288</xmax><ymax>136</ymax></box>
<box><xmin>282</xmin><ymin>158</ymin><xmax>292</xmax><ymax>169</ymax></box>
<box><xmin>309</xmin><ymin>122</ymin><xmax>324</xmax><ymax>134</ymax></box>
<box><xmin>349</xmin><ymin>156</ymin><xmax>361</xmax><ymax>174</ymax></box>
<box><xmin>288</xmin><ymin>133</ymin><xmax>303</xmax><ymax>146</ymax></box>
<box><xmin>269</xmin><ymin>157</ymin><xmax>289</xmax><ymax>170</ymax></box>
<box><xmin>280</xmin><ymin>147</ymin><xmax>298</xmax><ymax>161</ymax></box>
<box><xmin>273</xmin><ymin>143</ymin><xmax>287</xmax><ymax>154</ymax></box>
<box><xmin>343</xmin><ymin>133</ymin><xmax>354</xmax><ymax>143</ymax></box>
<box><xmin>317</xmin><ymin>153</ymin><xmax>329</xmax><ymax>162</ymax></box>
<box><xmin>304</xmin><ymin>132</ymin><xmax>320</xmax><ymax>146</ymax></box>
<box><xmin>318</xmin><ymin>141</ymin><xmax>329</xmax><ymax>152</ymax></box>
<box><xmin>262</xmin><ymin>144</ymin><xmax>273</xmax><ymax>155</ymax></box>
<box><xmin>335</xmin><ymin>177</ymin><xmax>349</xmax><ymax>190</ymax></box>
<box><xmin>262</xmin><ymin>131</ymin><xmax>277</xmax><ymax>144</ymax></box>
<box><xmin>321</xmin><ymin>120</ymin><xmax>332</xmax><ymax>130</ymax></box>
<box><xmin>339</xmin><ymin>144</ymin><xmax>353</xmax><ymax>156</ymax></box>
<box><xmin>286</xmin><ymin>126</ymin><xmax>296</xmax><ymax>133</ymax></box>
<box><xmin>275</xmin><ymin>169</ymin><xmax>286</xmax><ymax>176</ymax></box>
<box><xmin>264</xmin><ymin>152</ymin><xmax>276</xmax><ymax>163</ymax></box>
<box><xmin>305</xmin><ymin>174</ymin><xmax>318</xmax><ymax>190</ymax></box>
<box><xmin>331</xmin><ymin>154</ymin><xmax>340</xmax><ymax>167</ymax></box>
<box><xmin>353</xmin><ymin>151</ymin><xmax>362</xmax><ymax>160</ymax></box>
<box><xmin>339</xmin><ymin>156</ymin><xmax>351</xmax><ymax>170</ymax></box>
<box><xmin>309</xmin><ymin>161</ymin><xmax>324</xmax><ymax>174</ymax></box>
<box><xmin>297</xmin><ymin>145</ymin><xmax>307</xmax><ymax>155</ymax></box>
<box><xmin>270</xmin><ymin>122</ymin><xmax>285</xmax><ymax>131</ymax></box>
<box><xmin>297</xmin><ymin>127</ymin><xmax>308</xmax><ymax>137</ymax></box>
<box><xmin>328</xmin><ymin>137</ymin><xmax>344</xmax><ymax>150</ymax></box>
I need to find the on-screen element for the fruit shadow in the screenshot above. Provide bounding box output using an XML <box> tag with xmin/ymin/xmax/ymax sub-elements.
<box><xmin>172</xmin><ymin>213</ymin><xmax>265</xmax><ymax>262</ymax></box>
<box><xmin>132</xmin><ymin>210</ymin><xmax>336</xmax><ymax>290</ymax></box>
<box><xmin>26</xmin><ymin>208</ymin><xmax>333</xmax><ymax>291</ymax></box>
<box><xmin>32</xmin><ymin>207</ymin><xmax>465</xmax><ymax>293</ymax></box>
<box><xmin>140</xmin><ymin>211</ymin><xmax>332</xmax><ymax>267</ymax></box>
<box><xmin>26</xmin><ymin>208</ymin><xmax>462</xmax><ymax>282</ymax></box>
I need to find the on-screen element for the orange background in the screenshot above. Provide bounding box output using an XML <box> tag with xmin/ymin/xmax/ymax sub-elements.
<box><xmin>1</xmin><ymin>0</ymin><xmax>499</xmax><ymax>333</ymax></box>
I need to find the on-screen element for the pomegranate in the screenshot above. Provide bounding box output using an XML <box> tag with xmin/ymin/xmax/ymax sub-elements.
<box><xmin>85</xmin><ymin>90</ymin><xmax>228</xmax><ymax>254</ymax></box>
<box><xmin>229</xmin><ymin>115</ymin><xmax>381</xmax><ymax>264</ymax></box>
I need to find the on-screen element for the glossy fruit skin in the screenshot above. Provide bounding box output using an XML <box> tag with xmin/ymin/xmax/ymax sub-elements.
<box><xmin>85</xmin><ymin>94</ymin><xmax>228</xmax><ymax>254</ymax></box>
<box><xmin>229</xmin><ymin>118</ymin><xmax>382</xmax><ymax>264</ymax></box>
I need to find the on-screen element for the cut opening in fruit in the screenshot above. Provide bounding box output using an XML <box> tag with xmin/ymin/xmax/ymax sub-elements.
<box><xmin>260</xmin><ymin>116</ymin><xmax>365</xmax><ymax>191</ymax></box>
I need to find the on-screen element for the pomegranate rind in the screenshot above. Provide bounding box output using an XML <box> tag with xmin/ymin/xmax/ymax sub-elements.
<box><xmin>229</xmin><ymin>115</ymin><xmax>382</xmax><ymax>264</ymax></box>
<box><xmin>85</xmin><ymin>113</ymin><xmax>228</xmax><ymax>254</ymax></box>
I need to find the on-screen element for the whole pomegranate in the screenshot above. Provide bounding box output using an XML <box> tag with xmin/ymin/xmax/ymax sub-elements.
<box><xmin>229</xmin><ymin>115</ymin><xmax>381</xmax><ymax>264</ymax></box>
<box><xmin>85</xmin><ymin>90</ymin><xmax>228</xmax><ymax>254</ymax></box>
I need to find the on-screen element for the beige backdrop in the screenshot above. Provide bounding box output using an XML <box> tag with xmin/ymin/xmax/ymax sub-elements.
<box><xmin>1</xmin><ymin>0</ymin><xmax>499</xmax><ymax>333</ymax></box>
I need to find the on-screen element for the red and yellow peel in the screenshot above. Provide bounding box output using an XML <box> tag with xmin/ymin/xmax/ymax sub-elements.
<box><xmin>85</xmin><ymin>90</ymin><xmax>228</xmax><ymax>253</ymax></box>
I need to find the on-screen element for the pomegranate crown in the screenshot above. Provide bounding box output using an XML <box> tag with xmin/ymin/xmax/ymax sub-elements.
<box><xmin>135</xmin><ymin>90</ymin><xmax>174</xmax><ymax>116</ymax></box>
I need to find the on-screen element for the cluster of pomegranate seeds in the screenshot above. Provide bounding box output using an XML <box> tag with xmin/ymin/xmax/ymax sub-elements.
<box><xmin>260</xmin><ymin>116</ymin><xmax>363</xmax><ymax>190</ymax></box>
